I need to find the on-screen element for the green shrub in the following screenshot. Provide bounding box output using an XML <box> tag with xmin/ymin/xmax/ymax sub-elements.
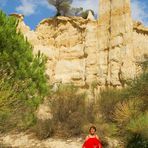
<box><xmin>126</xmin><ymin>72</ymin><xmax>148</xmax><ymax>110</ymax></box>
<box><xmin>0</xmin><ymin>11</ymin><xmax>48</xmax><ymax>132</ymax></box>
<box><xmin>126</xmin><ymin>112</ymin><xmax>148</xmax><ymax>138</ymax></box>
<box><xmin>97</xmin><ymin>69</ymin><xmax>148</xmax><ymax>147</ymax></box>
<box><xmin>126</xmin><ymin>133</ymin><xmax>148</xmax><ymax>148</ymax></box>
<box><xmin>113</xmin><ymin>99</ymin><xmax>143</xmax><ymax>126</ymax></box>
<box><xmin>50</xmin><ymin>84</ymin><xmax>86</xmax><ymax>137</ymax></box>
<box><xmin>124</xmin><ymin>69</ymin><xmax>148</xmax><ymax>148</ymax></box>
<box><xmin>98</xmin><ymin>89</ymin><xmax>124</xmax><ymax>122</ymax></box>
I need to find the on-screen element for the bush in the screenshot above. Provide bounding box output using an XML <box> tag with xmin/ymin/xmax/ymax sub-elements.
<box><xmin>113</xmin><ymin>99</ymin><xmax>143</xmax><ymax>126</ymax></box>
<box><xmin>126</xmin><ymin>133</ymin><xmax>148</xmax><ymax>148</ymax></box>
<box><xmin>35</xmin><ymin>119</ymin><xmax>53</xmax><ymax>140</ymax></box>
<box><xmin>126</xmin><ymin>72</ymin><xmax>148</xmax><ymax>110</ymax></box>
<box><xmin>126</xmin><ymin>112</ymin><xmax>148</xmax><ymax>138</ymax></box>
<box><xmin>125</xmin><ymin>113</ymin><xmax>148</xmax><ymax>148</ymax></box>
<box><xmin>98</xmin><ymin>89</ymin><xmax>124</xmax><ymax>122</ymax></box>
<box><xmin>97</xmin><ymin>69</ymin><xmax>148</xmax><ymax>147</ymax></box>
<box><xmin>85</xmin><ymin>101</ymin><xmax>96</xmax><ymax>123</ymax></box>
<box><xmin>50</xmin><ymin>84</ymin><xmax>86</xmax><ymax>137</ymax></box>
<box><xmin>0</xmin><ymin>11</ymin><xmax>48</xmax><ymax>132</ymax></box>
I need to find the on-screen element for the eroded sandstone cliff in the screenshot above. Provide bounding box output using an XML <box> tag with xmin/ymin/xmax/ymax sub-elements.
<box><xmin>11</xmin><ymin>0</ymin><xmax>148</xmax><ymax>91</ymax></box>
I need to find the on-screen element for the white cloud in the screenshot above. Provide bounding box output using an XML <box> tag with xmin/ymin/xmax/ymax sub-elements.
<box><xmin>16</xmin><ymin>0</ymin><xmax>37</xmax><ymax>16</ymax></box>
<box><xmin>15</xmin><ymin>0</ymin><xmax>99</xmax><ymax>17</ymax></box>
<box><xmin>15</xmin><ymin>0</ymin><xmax>148</xmax><ymax>26</ymax></box>
<box><xmin>131</xmin><ymin>0</ymin><xmax>148</xmax><ymax>25</ymax></box>
<box><xmin>72</xmin><ymin>0</ymin><xmax>148</xmax><ymax>25</ymax></box>
<box><xmin>16</xmin><ymin>0</ymin><xmax>99</xmax><ymax>16</ymax></box>
<box><xmin>15</xmin><ymin>0</ymin><xmax>55</xmax><ymax>16</ymax></box>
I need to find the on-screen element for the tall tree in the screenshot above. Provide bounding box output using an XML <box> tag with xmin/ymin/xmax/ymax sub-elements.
<box><xmin>48</xmin><ymin>0</ymin><xmax>73</xmax><ymax>16</ymax></box>
<box><xmin>0</xmin><ymin>11</ymin><xmax>49</xmax><ymax>132</ymax></box>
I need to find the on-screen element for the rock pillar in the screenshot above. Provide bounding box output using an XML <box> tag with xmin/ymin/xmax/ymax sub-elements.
<box><xmin>98</xmin><ymin>0</ymin><xmax>136</xmax><ymax>87</ymax></box>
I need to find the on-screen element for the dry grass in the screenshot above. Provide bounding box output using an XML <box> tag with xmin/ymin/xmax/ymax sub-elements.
<box><xmin>34</xmin><ymin>119</ymin><xmax>53</xmax><ymax>140</ymax></box>
<box><xmin>50</xmin><ymin>84</ymin><xmax>86</xmax><ymax>137</ymax></box>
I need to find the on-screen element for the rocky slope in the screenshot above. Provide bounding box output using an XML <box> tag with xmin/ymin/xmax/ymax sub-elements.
<box><xmin>0</xmin><ymin>133</ymin><xmax>82</xmax><ymax>148</ymax></box>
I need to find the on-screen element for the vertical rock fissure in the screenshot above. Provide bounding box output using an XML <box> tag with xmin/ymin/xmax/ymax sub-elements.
<box><xmin>107</xmin><ymin>0</ymin><xmax>112</xmax><ymax>86</ymax></box>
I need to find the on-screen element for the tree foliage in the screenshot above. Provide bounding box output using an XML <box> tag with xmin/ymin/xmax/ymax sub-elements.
<box><xmin>47</xmin><ymin>0</ymin><xmax>95</xmax><ymax>19</ymax></box>
<box><xmin>48</xmin><ymin>0</ymin><xmax>73</xmax><ymax>16</ymax></box>
<box><xmin>0</xmin><ymin>11</ymin><xmax>49</xmax><ymax>132</ymax></box>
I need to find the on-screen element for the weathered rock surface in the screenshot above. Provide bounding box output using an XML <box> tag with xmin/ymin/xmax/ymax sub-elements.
<box><xmin>11</xmin><ymin>0</ymin><xmax>148</xmax><ymax>90</ymax></box>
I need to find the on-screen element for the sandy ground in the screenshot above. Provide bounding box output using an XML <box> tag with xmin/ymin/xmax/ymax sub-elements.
<box><xmin>0</xmin><ymin>132</ymin><xmax>83</xmax><ymax>148</ymax></box>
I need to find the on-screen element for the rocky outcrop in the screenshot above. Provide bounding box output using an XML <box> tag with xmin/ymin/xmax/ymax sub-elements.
<box><xmin>87</xmin><ymin>11</ymin><xmax>95</xmax><ymax>21</ymax></box>
<box><xmin>133</xmin><ymin>21</ymin><xmax>148</xmax><ymax>61</ymax></box>
<box><xmin>10</xmin><ymin>13</ymin><xmax>30</xmax><ymax>33</ymax></box>
<box><xmin>98</xmin><ymin>0</ymin><xmax>135</xmax><ymax>87</ymax></box>
<box><xmin>35</xmin><ymin>17</ymin><xmax>87</xmax><ymax>86</ymax></box>
<box><xmin>12</xmin><ymin>0</ymin><xmax>148</xmax><ymax>90</ymax></box>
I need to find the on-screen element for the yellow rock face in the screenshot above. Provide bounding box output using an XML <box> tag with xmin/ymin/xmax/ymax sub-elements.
<box><xmin>13</xmin><ymin>0</ymin><xmax>148</xmax><ymax>89</ymax></box>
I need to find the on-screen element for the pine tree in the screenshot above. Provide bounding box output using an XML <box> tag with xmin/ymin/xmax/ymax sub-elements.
<box><xmin>0</xmin><ymin>11</ymin><xmax>49</xmax><ymax>132</ymax></box>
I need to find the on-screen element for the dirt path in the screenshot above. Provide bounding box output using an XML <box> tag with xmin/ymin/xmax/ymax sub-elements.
<box><xmin>0</xmin><ymin>133</ymin><xmax>83</xmax><ymax>148</ymax></box>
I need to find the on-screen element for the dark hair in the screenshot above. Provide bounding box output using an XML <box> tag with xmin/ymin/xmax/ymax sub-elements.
<box><xmin>89</xmin><ymin>126</ymin><xmax>97</xmax><ymax>132</ymax></box>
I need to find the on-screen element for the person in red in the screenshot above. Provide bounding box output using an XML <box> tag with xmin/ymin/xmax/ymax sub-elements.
<box><xmin>82</xmin><ymin>126</ymin><xmax>102</xmax><ymax>148</ymax></box>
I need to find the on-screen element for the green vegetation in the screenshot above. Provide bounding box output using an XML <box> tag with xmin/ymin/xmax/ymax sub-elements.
<box><xmin>34</xmin><ymin>67</ymin><xmax>148</xmax><ymax>147</ymax></box>
<box><xmin>35</xmin><ymin>84</ymin><xmax>99</xmax><ymax>139</ymax></box>
<box><xmin>50</xmin><ymin>84</ymin><xmax>86</xmax><ymax>137</ymax></box>
<box><xmin>98</xmin><ymin>63</ymin><xmax>148</xmax><ymax>147</ymax></box>
<box><xmin>0</xmin><ymin>11</ymin><xmax>48</xmax><ymax>132</ymax></box>
<box><xmin>48</xmin><ymin>0</ymin><xmax>73</xmax><ymax>16</ymax></box>
<box><xmin>0</xmin><ymin>9</ymin><xmax>147</xmax><ymax>148</ymax></box>
<box><xmin>47</xmin><ymin>0</ymin><xmax>95</xmax><ymax>19</ymax></box>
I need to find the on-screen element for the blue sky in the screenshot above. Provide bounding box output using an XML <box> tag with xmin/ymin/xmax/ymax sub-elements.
<box><xmin>0</xmin><ymin>0</ymin><xmax>148</xmax><ymax>30</ymax></box>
